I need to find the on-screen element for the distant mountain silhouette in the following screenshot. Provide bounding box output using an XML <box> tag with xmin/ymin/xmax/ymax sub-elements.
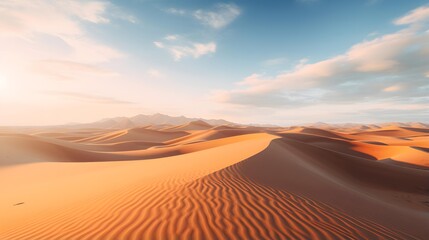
<box><xmin>68</xmin><ymin>113</ymin><xmax>236</xmax><ymax>129</ymax></box>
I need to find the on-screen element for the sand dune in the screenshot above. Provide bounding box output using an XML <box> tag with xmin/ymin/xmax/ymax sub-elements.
<box><xmin>0</xmin><ymin>124</ymin><xmax>428</xmax><ymax>239</ymax></box>
<box><xmin>284</xmin><ymin>127</ymin><xmax>350</xmax><ymax>140</ymax></box>
<box><xmin>0</xmin><ymin>133</ymin><xmax>278</xmax><ymax>239</ymax></box>
<box><xmin>0</xmin><ymin>134</ymin><xmax>102</xmax><ymax>166</ymax></box>
<box><xmin>351</xmin><ymin>126</ymin><xmax>428</xmax><ymax>138</ymax></box>
<box><xmin>75</xmin><ymin>127</ymin><xmax>188</xmax><ymax>144</ymax></box>
<box><xmin>163</xmin><ymin>120</ymin><xmax>213</xmax><ymax>131</ymax></box>
<box><xmin>165</xmin><ymin>128</ymin><xmax>262</xmax><ymax>146</ymax></box>
<box><xmin>281</xmin><ymin>132</ymin><xmax>429</xmax><ymax>167</ymax></box>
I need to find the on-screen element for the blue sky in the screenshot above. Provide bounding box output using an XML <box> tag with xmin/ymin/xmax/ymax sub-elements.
<box><xmin>0</xmin><ymin>0</ymin><xmax>428</xmax><ymax>125</ymax></box>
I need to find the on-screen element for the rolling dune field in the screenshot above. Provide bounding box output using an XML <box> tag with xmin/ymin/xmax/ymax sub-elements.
<box><xmin>0</xmin><ymin>122</ymin><xmax>428</xmax><ymax>239</ymax></box>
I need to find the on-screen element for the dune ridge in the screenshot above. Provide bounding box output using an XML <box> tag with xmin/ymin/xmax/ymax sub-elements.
<box><xmin>0</xmin><ymin>141</ymin><xmax>415</xmax><ymax>240</ymax></box>
<box><xmin>0</xmin><ymin>123</ymin><xmax>428</xmax><ymax>239</ymax></box>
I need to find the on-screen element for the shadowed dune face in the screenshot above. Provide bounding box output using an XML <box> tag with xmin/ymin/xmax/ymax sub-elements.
<box><xmin>0</xmin><ymin>124</ymin><xmax>428</xmax><ymax>239</ymax></box>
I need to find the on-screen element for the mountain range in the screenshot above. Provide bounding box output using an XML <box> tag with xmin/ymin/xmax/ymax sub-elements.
<box><xmin>68</xmin><ymin>113</ymin><xmax>236</xmax><ymax>129</ymax></box>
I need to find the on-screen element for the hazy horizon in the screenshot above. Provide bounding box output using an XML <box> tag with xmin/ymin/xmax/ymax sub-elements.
<box><xmin>1</xmin><ymin>111</ymin><xmax>428</xmax><ymax>128</ymax></box>
<box><xmin>1</xmin><ymin>0</ymin><xmax>428</xmax><ymax>126</ymax></box>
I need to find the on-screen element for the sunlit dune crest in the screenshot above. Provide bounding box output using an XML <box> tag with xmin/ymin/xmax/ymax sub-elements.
<box><xmin>1</xmin><ymin>119</ymin><xmax>428</xmax><ymax>239</ymax></box>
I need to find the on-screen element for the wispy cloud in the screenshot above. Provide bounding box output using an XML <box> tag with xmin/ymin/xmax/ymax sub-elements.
<box><xmin>164</xmin><ymin>34</ymin><xmax>179</xmax><ymax>41</ymax></box>
<box><xmin>44</xmin><ymin>91</ymin><xmax>135</xmax><ymax>105</ymax></box>
<box><xmin>394</xmin><ymin>5</ymin><xmax>429</xmax><ymax>25</ymax></box>
<box><xmin>0</xmin><ymin>0</ymin><xmax>135</xmax><ymax>37</ymax></box>
<box><xmin>154</xmin><ymin>36</ymin><xmax>216</xmax><ymax>61</ymax></box>
<box><xmin>382</xmin><ymin>84</ymin><xmax>402</xmax><ymax>92</ymax></box>
<box><xmin>193</xmin><ymin>3</ymin><xmax>241</xmax><ymax>29</ymax></box>
<box><xmin>159</xmin><ymin>4</ymin><xmax>239</xmax><ymax>60</ymax></box>
<box><xmin>212</xmin><ymin>4</ymin><xmax>429</xmax><ymax>114</ymax></box>
<box><xmin>32</xmin><ymin>60</ymin><xmax>118</xmax><ymax>81</ymax></box>
<box><xmin>166</xmin><ymin>3</ymin><xmax>241</xmax><ymax>29</ymax></box>
<box><xmin>165</xmin><ymin>8</ymin><xmax>186</xmax><ymax>16</ymax></box>
<box><xmin>0</xmin><ymin>0</ymin><xmax>133</xmax><ymax>84</ymax></box>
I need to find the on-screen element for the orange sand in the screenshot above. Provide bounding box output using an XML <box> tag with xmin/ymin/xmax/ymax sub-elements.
<box><xmin>0</xmin><ymin>123</ymin><xmax>428</xmax><ymax>239</ymax></box>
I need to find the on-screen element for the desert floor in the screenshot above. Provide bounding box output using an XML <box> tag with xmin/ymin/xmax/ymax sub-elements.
<box><xmin>1</xmin><ymin>121</ymin><xmax>428</xmax><ymax>239</ymax></box>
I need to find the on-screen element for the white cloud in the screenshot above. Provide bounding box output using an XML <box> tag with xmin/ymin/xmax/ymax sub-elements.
<box><xmin>164</xmin><ymin>35</ymin><xmax>179</xmax><ymax>41</ymax></box>
<box><xmin>0</xmin><ymin>0</ymin><xmax>135</xmax><ymax>37</ymax></box>
<box><xmin>154</xmin><ymin>39</ymin><xmax>216</xmax><ymax>61</ymax></box>
<box><xmin>153</xmin><ymin>41</ymin><xmax>164</xmax><ymax>48</ymax></box>
<box><xmin>395</xmin><ymin>6</ymin><xmax>429</xmax><ymax>25</ymax></box>
<box><xmin>193</xmin><ymin>42</ymin><xmax>217</xmax><ymax>56</ymax></box>
<box><xmin>193</xmin><ymin>3</ymin><xmax>241</xmax><ymax>29</ymax></box>
<box><xmin>171</xmin><ymin>42</ymin><xmax>216</xmax><ymax>60</ymax></box>
<box><xmin>166</xmin><ymin>8</ymin><xmax>187</xmax><ymax>16</ymax></box>
<box><xmin>0</xmin><ymin>0</ymin><xmax>134</xmax><ymax>109</ymax></box>
<box><xmin>44</xmin><ymin>91</ymin><xmax>135</xmax><ymax>105</ymax></box>
<box><xmin>0</xmin><ymin>1</ymin><xmax>83</xmax><ymax>36</ymax></box>
<box><xmin>383</xmin><ymin>85</ymin><xmax>402</xmax><ymax>92</ymax></box>
<box><xmin>160</xmin><ymin>4</ymin><xmax>237</xmax><ymax>60</ymax></box>
<box><xmin>0</xmin><ymin>0</ymin><xmax>129</xmax><ymax>74</ymax></box>
<box><xmin>166</xmin><ymin>3</ymin><xmax>241</xmax><ymax>29</ymax></box>
<box><xmin>212</xmin><ymin>4</ymin><xmax>429</xmax><ymax>112</ymax></box>
<box><xmin>61</xmin><ymin>36</ymin><xmax>123</xmax><ymax>63</ymax></box>
<box><xmin>296</xmin><ymin>58</ymin><xmax>309</xmax><ymax>69</ymax></box>
<box><xmin>237</xmin><ymin>74</ymin><xmax>266</xmax><ymax>86</ymax></box>
<box><xmin>32</xmin><ymin>60</ymin><xmax>118</xmax><ymax>81</ymax></box>
<box><xmin>59</xmin><ymin>1</ymin><xmax>110</xmax><ymax>24</ymax></box>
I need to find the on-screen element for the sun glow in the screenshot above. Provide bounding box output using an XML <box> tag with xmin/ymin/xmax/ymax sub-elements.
<box><xmin>0</xmin><ymin>75</ymin><xmax>6</xmax><ymax>90</ymax></box>
<box><xmin>0</xmin><ymin>74</ymin><xmax>11</xmax><ymax>95</ymax></box>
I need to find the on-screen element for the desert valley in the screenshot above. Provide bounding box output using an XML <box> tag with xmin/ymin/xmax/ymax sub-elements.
<box><xmin>1</xmin><ymin>0</ymin><xmax>429</xmax><ymax>239</ymax></box>
<box><xmin>0</xmin><ymin>114</ymin><xmax>428</xmax><ymax>239</ymax></box>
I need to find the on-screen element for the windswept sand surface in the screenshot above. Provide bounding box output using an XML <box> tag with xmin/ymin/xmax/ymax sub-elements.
<box><xmin>0</xmin><ymin>123</ymin><xmax>428</xmax><ymax>239</ymax></box>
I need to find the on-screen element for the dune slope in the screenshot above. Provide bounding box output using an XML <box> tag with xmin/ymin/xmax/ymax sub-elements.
<box><xmin>0</xmin><ymin>124</ymin><xmax>428</xmax><ymax>239</ymax></box>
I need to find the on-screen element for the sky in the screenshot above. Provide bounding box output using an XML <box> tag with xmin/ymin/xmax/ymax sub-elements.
<box><xmin>0</xmin><ymin>0</ymin><xmax>428</xmax><ymax>126</ymax></box>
